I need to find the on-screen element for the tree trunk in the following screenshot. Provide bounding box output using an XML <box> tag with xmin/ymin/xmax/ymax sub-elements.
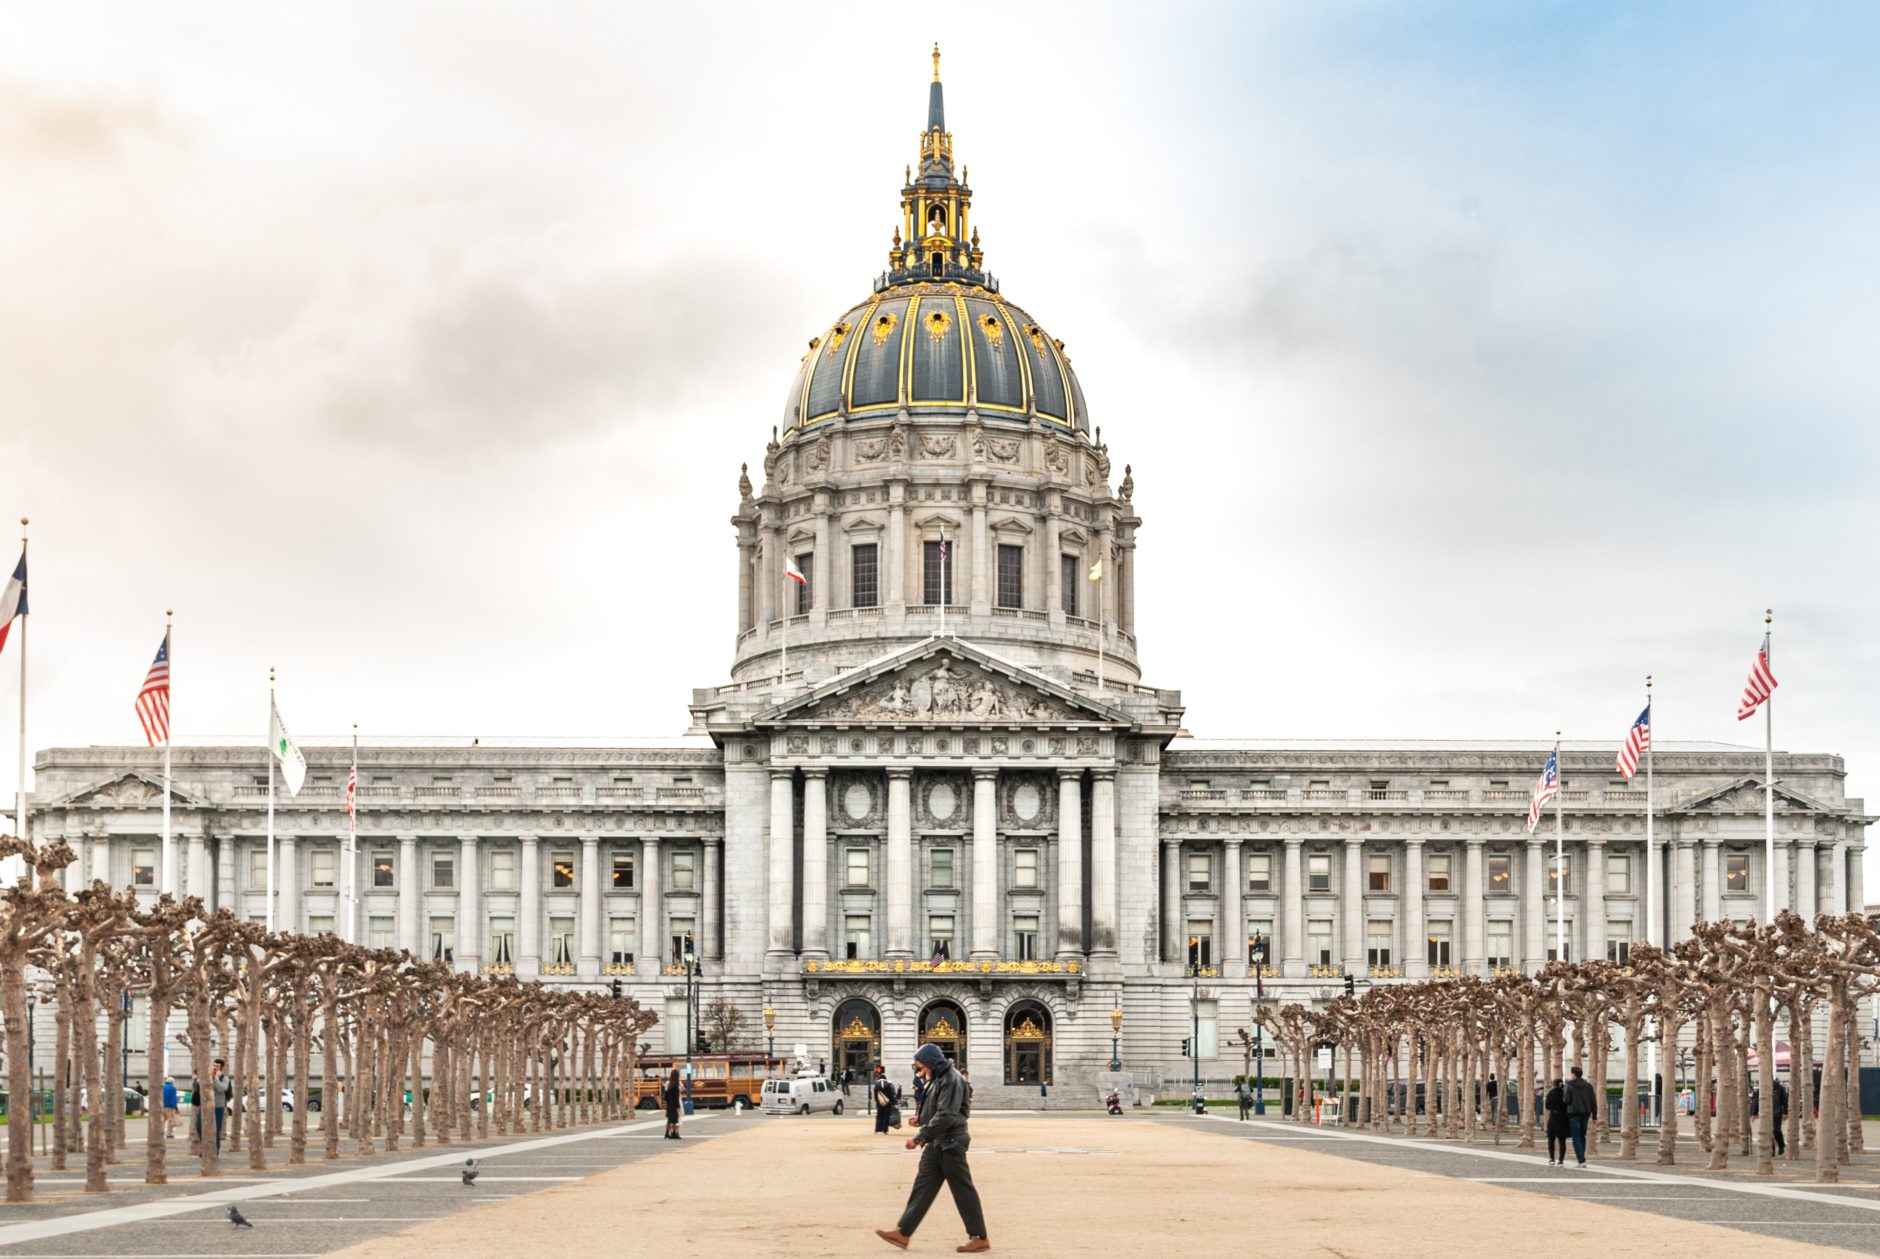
<box><xmin>290</xmin><ymin>997</ymin><xmax>311</xmax><ymax>1165</ymax></box>
<box><xmin>76</xmin><ymin>942</ymin><xmax>107</xmax><ymax>1193</ymax></box>
<box><xmin>1753</xmin><ymin>978</ymin><xmax>1777</xmax><ymax>1176</ymax></box>
<box><xmin>1816</xmin><ymin>982</ymin><xmax>1843</xmax><ymax>1183</ymax></box>
<box><xmin>145</xmin><ymin>984</ymin><xmax>172</xmax><ymax>1184</ymax></box>
<box><xmin>1692</xmin><ymin>1015</ymin><xmax>1712</xmax><ymax>1154</ymax></box>
<box><xmin>1707</xmin><ymin>997</ymin><xmax>1733</xmax><ymax>1171</ymax></box>
<box><xmin>409</xmin><ymin>1028</ymin><xmax>426</xmax><ymax>1148</ymax></box>
<box><xmin>322</xmin><ymin>985</ymin><xmax>341</xmax><ymax>1161</ymax></box>
<box><xmin>2</xmin><ymin>945</ymin><xmax>36</xmax><ymax>1203</ymax></box>
<box><xmin>244</xmin><ymin>962</ymin><xmax>267</xmax><ymax>1170</ymax></box>
<box><xmin>51</xmin><ymin>989</ymin><xmax>70</xmax><ymax>1170</ymax></box>
<box><xmin>1620</xmin><ymin>998</ymin><xmax>1641</xmax><ymax>1160</ymax></box>
<box><xmin>188</xmin><ymin>987</ymin><xmax>219</xmax><ymax>1178</ymax></box>
<box><xmin>1655</xmin><ymin>1008</ymin><xmax>1683</xmax><ymax>1166</ymax></box>
<box><xmin>1844</xmin><ymin>996</ymin><xmax>1864</xmax><ymax>1156</ymax></box>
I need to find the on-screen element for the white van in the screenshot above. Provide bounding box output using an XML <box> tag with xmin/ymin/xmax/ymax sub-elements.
<box><xmin>761</xmin><ymin>1076</ymin><xmax>844</xmax><ymax>1116</ymax></box>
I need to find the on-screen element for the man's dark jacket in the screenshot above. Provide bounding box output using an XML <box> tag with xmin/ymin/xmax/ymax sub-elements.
<box><xmin>913</xmin><ymin>1061</ymin><xmax>970</xmax><ymax>1148</ymax></box>
<box><xmin>1564</xmin><ymin>1077</ymin><xmax>1597</xmax><ymax>1117</ymax></box>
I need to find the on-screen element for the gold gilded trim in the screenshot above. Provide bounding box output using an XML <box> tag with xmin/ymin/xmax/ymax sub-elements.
<box><xmin>871</xmin><ymin>310</ymin><xmax>898</xmax><ymax>345</ymax></box>
<box><xmin>839</xmin><ymin>1016</ymin><xmax>878</xmax><ymax>1040</ymax></box>
<box><xmin>925</xmin><ymin>307</ymin><xmax>951</xmax><ymax>342</ymax></box>
<box><xmin>924</xmin><ymin>1015</ymin><xmax>960</xmax><ymax>1040</ymax></box>
<box><xmin>979</xmin><ymin>313</ymin><xmax>1004</xmax><ymax>347</ymax></box>
<box><xmin>826</xmin><ymin>321</ymin><xmax>852</xmax><ymax>356</ymax></box>
<box><xmin>1008</xmin><ymin>1016</ymin><xmax>1048</xmax><ymax>1041</ymax></box>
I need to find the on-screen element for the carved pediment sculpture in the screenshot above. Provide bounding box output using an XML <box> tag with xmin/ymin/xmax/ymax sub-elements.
<box><xmin>812</xmin><ymin>659</ymin><xmax>1082</xmax><ymax>724</ymax></box>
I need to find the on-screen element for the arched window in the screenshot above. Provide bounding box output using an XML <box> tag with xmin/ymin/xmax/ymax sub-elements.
<box><xmin>920</xmin><ymin>999</ymin><xmax>969</xmax><ymax>1069</ymax></box>
<box><xmin>832</xmin><ymin>998</ymin><xmax>881</xmax><ymax>1079</ymax></box>
<box><xmin>1003</xmin><ymin>1000</ymin><xmax>1053</xmax><ymax>1086</ymax></box>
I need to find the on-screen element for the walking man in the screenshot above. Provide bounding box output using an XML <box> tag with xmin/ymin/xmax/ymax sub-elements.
<box><xmin>1772</xmin><ymin>1078</ymin><xmax>1789</xmax><ymax>1155</ymax></box>
<box><xmin>161</xmin><ymin>1075</ymin><xmax>179</xmax><ymax>1137</ymax></box>
<box><xmin>1236</xmin><ymin>1076</ymin><xmax>1252</xmax><ymax>1121</ymax></box>
<box><xmin>1563</xmin><ymin>1066</ymin><xmax>1597</xmax><ymax>1167</ymax></box>
<box><xmin>876</xmin><ymin>1043</ymin><xmax>989</xmax><ymax>1253</ymax></box>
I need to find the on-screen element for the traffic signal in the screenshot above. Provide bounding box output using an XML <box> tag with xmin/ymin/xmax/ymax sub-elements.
<box><xmin>1344</xmin><ymin>974</ymin><xmax>1356</xmax><ymax>997</ymax></box>
<box><xmin>695</xmin><ymin>1033</ymin><xmax>711</xmax><ymax>1053</ymax></box>
<box><xmin>1181</xmin><ymin>1037</ymin><xmax>1191</xmax><ymax>1058</ymax></box>
<box><xmin>610</xmin><ymin>979</ymin><xmax>622</xmax><ymax>999</ymax></box>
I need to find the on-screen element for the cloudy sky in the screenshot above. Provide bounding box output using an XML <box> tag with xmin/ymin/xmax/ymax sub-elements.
<box><xmin>3</xmin><ymin>4</ymin><xmax>1876</xmax><ymax>873</ymax></box>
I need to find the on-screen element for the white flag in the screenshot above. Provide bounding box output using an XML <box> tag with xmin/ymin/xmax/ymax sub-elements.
<box><xmin>269</xmin><ymin>698</ymin><xmax>307</xmax><ymax>796</ymax></box>
<box><xmin>1087</xmin><ymin>558</ymin><xmax>1102</xmax><ymax>581</ymax></box>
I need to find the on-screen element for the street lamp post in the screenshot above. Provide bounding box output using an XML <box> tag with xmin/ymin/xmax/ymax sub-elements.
<box><xmin>681</xmin><ymin>932</ymin><xmax>698</xmax><ymax>1116</ymax></box>
<box><xmin>1186</xmin><ymin>937</ymin><xmax>1202</xmax><ymax>1111</ymax></box>
<box><xmin>1109</xmin><ymin>1007</ymin><xmax>1122</xmax><ymax>1072</ymax></box>
<box><xmin>764</xmin><ymin>1004</ymin><xmax>776</xmax><ymax>1063</ymax></box>
<box><xmin>1250</xmin><ymin>932</ymin><xmax>1268</xmax><ymax>1116</ymax></box>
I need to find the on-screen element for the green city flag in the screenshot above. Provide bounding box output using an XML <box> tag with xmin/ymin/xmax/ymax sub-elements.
<box><xmin>268</xmin><ymin>697</ymin><xmax>307</xmax><ymax>796</ymax></box>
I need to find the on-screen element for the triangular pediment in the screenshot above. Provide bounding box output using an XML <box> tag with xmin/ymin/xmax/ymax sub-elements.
<box><xmin>1668</xmin><ymin>775</ymin><xmax>1830</xmax><ymax>816</ymax></box>
<box><xmin>755</xmin><ymin>638</ymin><xmax>1132</xmax><ymax>729</ymax></box>
<box><xmin>44</xmin><ymin>770</ymin><xmax>207</xmax><ymax>810</ymax></box>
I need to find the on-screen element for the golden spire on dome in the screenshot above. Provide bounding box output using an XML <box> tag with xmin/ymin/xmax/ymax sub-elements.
<box><xmin>933</xmin><ymin>42</ymin><xmax>941</xmax><ymax>82</ymax></box>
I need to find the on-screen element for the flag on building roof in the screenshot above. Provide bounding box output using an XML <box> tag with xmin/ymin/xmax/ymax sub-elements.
<box><xmin>1525</xmin><ymin>747</ymin><xmax>1559</xmax><ymax>833</ymax></box>
<box><xmin>1088</xmin><ymin>557</ymin><xmax>1102</xmax><ymax>581</ymax></box>
<box><xmin>345</xmin><ymin>761</ymin><xmax>357</xmax><ymax>822</ymax></box>
<box><xmin>1737</xmin><ymin>633</ymin><xmax>1777</xmax><ymax>720</ymax></box>
<box><xmin>930</xmin><ymin>939</ymin><xmax>949</xmax><ymax>967</ymax></box>
<box><xmin>269</xmin><ymin>697</ymin><xmax>307</xmax><ymax>795</ymax></box>
<box><xmin>0</xmin><ymin>549</ymin><xmax>25</xmax><ymax>655</ymax></box>
<box><xmin>784</xmin><ymin>556</ymin><xmax>808</xmax><ymax>586</ymax></box>
<box><xmin>1615</xmin><ymin>705</ymin><xmax>1650</xmax><ymax>781</ymax></box>
<box><xmin>134</xmin><ymin>632</ymin><xmax>171</xmax><ymax>747</ymax></box>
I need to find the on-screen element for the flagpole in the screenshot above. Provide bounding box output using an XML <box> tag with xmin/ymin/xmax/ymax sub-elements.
<box><xmin>267</xmin><ymin>666</ymin><xmax>276</xmax><ymax>934</ymax></box>
<box><xmin>1643</xmin><ymin>676</ymin><xmax>1658</xmax><ymax>1124</ymax></box>
<box><xmin>12</xmin><ymin>518</ymin><xmax>27</xmax><ymax>872</ymax></box>
<box><xmin>1096</xmin><ymin>560</ymin><xmax>1106</xmax><ymax>693</ymax></box>
<box><xmin>161</xmin><ymin>609</ymin><xmax>174</xmax><ymax>897</ymax></box>
<box><xmin>1763</xmin><ymin>609</ymin><xmax>1775</xmax><ymax>924</ymax></box>
<box><xmin>347</xmin><ymin>723</ymin><xmax>359</xmax><ymax>944</ymax></box>
<box><xmin>1553</xmin><ymin>730</ymin><xmax>1565</xmax><ymax>963</ymax></box>
<box><xmin>778</xmin><ymin>567</ymin><xmax>788</xmax><ymax>687</ymax></box>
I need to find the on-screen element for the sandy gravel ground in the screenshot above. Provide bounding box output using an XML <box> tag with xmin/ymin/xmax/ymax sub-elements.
<box><xmin>322</xmin><ymin>1115</ymin><xmax>1863</xmax><ymax>1259</ymax></box>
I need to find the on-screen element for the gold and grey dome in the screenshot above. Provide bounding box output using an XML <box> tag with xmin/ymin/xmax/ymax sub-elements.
<box><xmin>781</xmin><ymin>48</ymin><xmax>1090</xmax><ymax>436</ymax></box>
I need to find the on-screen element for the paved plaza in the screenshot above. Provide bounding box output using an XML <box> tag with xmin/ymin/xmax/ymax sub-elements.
<box><xmin>5</xmin><ymin>1110</ymin><xmax>1879</xmax><ymax>1258</ymax></box>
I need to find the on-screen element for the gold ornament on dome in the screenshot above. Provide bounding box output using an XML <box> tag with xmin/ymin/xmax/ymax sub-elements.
<box><xmin>926</xmin><ymin>309</ymin><xmax>951</xmax><ymax>342</ymax></box>
<box><xmin>872</xmin><ymin>312</ymin><xmax>899</xmax><ymax>345</ymax></box>
<box><xmin>1025</xmin><ymin>324</ymin><xmax>1048</xmax><ymax>351</ymax></box>
<box><xmin>924</xmin><ymin>1016</ymin><xmax>960</xmax><ymax>1040</ymax></box>
<box><xmin>840</xmin><ymin>1017</ymin><xmax>878</xmax><ymax>1040</ymax></box>
<box><xmin>1009</xmin><ymin>1017</ymin><xmax>1047</xmax><ymax>1041</ymax></box>
<box><xmin>826</xmin><ymin>322</ymin><xmax>852</xmax><ymax>356</ymax></box>
<box><xmin>979</xmin><ymin>314</ymin><xmax>1004</xmax><ymax>347</ymax></box>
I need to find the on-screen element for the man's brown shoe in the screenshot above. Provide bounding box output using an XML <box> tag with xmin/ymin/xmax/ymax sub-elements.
<box><xmin>875</xmin><ymin>1229</ymin><xmax>911</xmax><ymax>1250</ymax></box>
<box><xmin>957</xmin><ymin>1240</ymin><xmax>992</xmax><ymax>1253</ymax></box>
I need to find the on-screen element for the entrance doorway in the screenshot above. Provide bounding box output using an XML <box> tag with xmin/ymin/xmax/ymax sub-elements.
<box><xmin>920</xmin><ymin>999</ymin><xmax>968</xmax><ymax>1069</ymax></box>
<box><xmin>1003</xmin><ymin>999</ymin><xmax>1053</xmax><ymax>1086</ymax></box>
<box><xmin>832</xmin><ymin>998</ymin><xmax>881</xmax><ymax>1081</ymax></box>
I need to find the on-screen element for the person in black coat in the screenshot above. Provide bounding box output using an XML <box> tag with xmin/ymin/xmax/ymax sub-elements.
<box><xmin>874</xmin><ymin>1072</ymin><xmax>899</xmax><ymax>1135</ymax></box>
<box><xmin>1544</xmin><ymin>1078</ymin><xmax>1569</xmax><ymax>1166</ymax></box>
<box><xmin>664</xmin><ymin>1068</ymin><xmax>683</xmax><ymax>1139</ymax></box>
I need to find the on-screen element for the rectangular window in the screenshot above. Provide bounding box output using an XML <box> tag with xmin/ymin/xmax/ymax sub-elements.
<box><xmin>670</xmin><ymin>850</ymin><xmax>697</xmax><ymax>892</ymax></box>
<box><xmin>552</xmin><ymin>854</ymin><xmax>576</xmax><ymax>889</ymax></box>
<box><xmin>851</xmin><ymin>543</ymin><xmax>879</xmax><ymax>608</ymax></box>
<box><xmin>609</xmin><ymin>918</ymin><xmax>636</xmax><ymax>966</ymax></box>
<box><xmin>1186</xmin><ymin>852</ymin><xmax>1211</xmax><ymax>892</ymax></box>
<box><xmin>1725</xmin><ymin>852</ymin><xmax>1749</xmax><ymax>892</ymax></box>
<box><xmin>1427</xmin><ymin>920</ymin><xmax>1453</xmax><ymax>967</ymax></box>
<box><xmin>928</xmin><ymin>914</ymin><xmax>955</xmax><ymax>959</ymax></box>
<box><xmin>489</xmin><ymin>916</ymin><xmax>515</xmax><ymax>966</ymax></box>
<box><xmin>1308</xmin><ymin>918</ymin><xmax>1333</xmax><ymax>966</ymax></box>
<box><xmin>844</xmin><ymin>913</ymin><xmax>871</xmax><ymax>960</ymax></box>
<box><xmin>793</xmin><ymin>552</ymin><xmax>814</xmax><ymax>614</ymax></box>
<box><xmin>367</xmin><ymin>915</ymin><xmax>394</xmax><ymax>950</ymax></box>
<box><xmin>1606</xmin><ymin>850</ymin><xmax>1631</xmax><ymax>895</ymax></box>
<box><xmin>1488</xmin><ymin>852</ymin><xmax>1512</xmax><ymax>893</ymax></box>
<box><xmin>1013</xmin><ymin>848</ymin><xmax>1039</xmax><ymax>889</ymax></box>
<box><xmin>1427</xmin><ymin>853</ymin><xmax>1452</xmax><ymax>893</ymax></box>
<box><xmin>611</xmin><ymin>854</ymin><xmax>635</xmax><ymax>890</ymax></box>
<box><xmin>431</xmin><ymin>853</ymin><xmax>455</xmax><ymax>890</ymax></box>
<box><xmin>1307</xmin><ymin>853</ymin><xmax>1331</xmax><ymax>893</ymax></box>
<box><xmin>310</xmin><ymin>848</ymin><xmax>336</xmax><ymax>889</ymax></box>
<box><xmin>669</xmin><ymin>916</ymin><xmax>696</xmax><ymax>961</ymax></box>
<box><xmin>1186</xmin><ymin>919</ymin><xmax>1214</xmax><ymax>967</ymax></box>
<box><xmin>1548</xmin><ymin>934</ymin><xmax>1574</xmax><ymax>963</ymax></box>
<box><xmin>1248</xmin><ymin>920</ymin><xmax>1274</xmax><ymax>966</ymax></box>
<box><xmin>1607</xmin><ymin>920</ymin><xmax>1633</xmax><ymax>965</ymax></box>
<box><xmin>846</xmin><ymin>847</ymin><xmax>870</xmax><ymax>887</ymax></box>
<box><xmin>1247</xmin><ymin>852</ymin><xmax>1272</xmax><ymax>893</ymax></box>
<box><xmin>308</xmin><ymin>914</ymin><xmax>335</xmax><ymax>936</ymax></box>
<box><xmin>922</xmin><ymin>539</ymin><xmax>953</xmax><ymax>605</ymax></box>
<box><xmin>1487</xmin><ymin>920</ymin><xmax>1513</xmax><ymax>969</ymax></box>
<box><xmin>1548</xmin><ymin>853</ymin><xmax>1570</xmax><ymax>892</ymax></box>
<box><xmin>372</xmin><ymin>851</ymin><xmax>395</xmax><ymax>888</ymax></box>
<box><xmin>131</xmin><ymin>847</ymin><xmax>156</xmax><ymax>887</ymax></box>
<box><xmin>1060</xmin><ymin>553</ymin><xmax>1079</xmax><ymax>617</ymax></box>
<box><xmin>247</xmin><ymin>847</ymin><xmax>268</xmax><ymax>890</ymax></box>
<box><xmin>930</xmin><ymin>848</ymin><xmax>955</xmax><ymax>889</ymax></box>
<box><xmin>1366</xmin><ymin>919</ymin><xmax>1392</xmax><ymax>967</ymax></box>
<box><xmin>549</xmin><ymin>916</ymin><xmax>575</xmax><ymax>966</ymax></box>
<box><xmin>996</xmin><ymin>544</ymin><xmax>1024</xmax><ymax>609</ymax></box>
<box><xmin>1014</xmin><ymin>914</ymin><xmax>1040</xmax><ymax>961</ymax></box>
<box><xmin>1195</xmin><ymin>998</ymin><xmax>1219</xmax><ymax>1060</ymax></box>
<box><xmin>429</xmin><ymin>916</ymin><xmax>455</xmax><ymax>963</ymax></box>
<box><xmin>489</xmin><ymin>849</ymin><xmax>517</xmax><ymax>892</ymax></box>
<box><xmin>1367</xmin><ymin>852</ymin><xmax>1391</xmax><ymax>893</ymax></box>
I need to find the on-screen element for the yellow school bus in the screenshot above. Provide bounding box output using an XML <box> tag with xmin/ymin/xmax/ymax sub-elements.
<box><xmin>630</xmin><ymin>1053</ymin><xmax>790</xmax><ymax>1111</ymax></box>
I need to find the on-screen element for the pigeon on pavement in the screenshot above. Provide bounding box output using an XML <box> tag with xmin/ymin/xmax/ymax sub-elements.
<box><xmin>462</xmin><ymin>1158</ymin><xmax>479</xmax><ymax>1187</ymax></box>
<box><xmin>228</xmin><ymin>1206</ymin><xmax>253</xmax><ymax>1228</ymax></box>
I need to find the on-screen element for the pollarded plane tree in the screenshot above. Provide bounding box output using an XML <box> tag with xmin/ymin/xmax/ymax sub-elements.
<box><xmin>0</xmin><ymin>836</ymin><xmax>77</xmax><ymax>1202</ymax></box>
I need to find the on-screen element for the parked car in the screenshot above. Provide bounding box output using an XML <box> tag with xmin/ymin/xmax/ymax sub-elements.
<box><xmin>760</xmin><ymin>1076</ymin><xmax>843</xmax><ymax>1116</ymax></box>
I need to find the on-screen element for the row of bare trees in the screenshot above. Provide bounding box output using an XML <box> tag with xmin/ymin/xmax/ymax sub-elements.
<box><xmin>1</xmin><ymin>836</ymin><xmax>660</xmax><ymax>1204</ymax></box>
<box><xmin>1252</xmin><ymin>910</ymin><xmax>1878</xmax><ymax>1184</ymax></box>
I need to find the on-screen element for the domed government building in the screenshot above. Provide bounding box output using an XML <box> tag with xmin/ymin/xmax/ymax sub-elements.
<box><xmin>30</xmin><ymin>53</ymin><xmax>1872</xmax><ymax>1102</ymax></box>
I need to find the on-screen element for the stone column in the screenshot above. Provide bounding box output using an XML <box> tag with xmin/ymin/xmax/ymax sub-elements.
<box><xmin>1056</xmin><ymin>771</ymin><xmax>1084</xmax><ymax>959</ymax></box>
<box><xmin>703</xmin><ymin>837</ymin><xmax>723</xmax><ymax>962</ymax></box>
<box><xmin>1405</xmin><ymin>838</ymin><xmax>1426</xmax><ymax>978</ymax></box>
<box><xmin>1164</xmin><ymin>839</ymin><xmax>1184</xmax><ymax>965</ymax></box>
<box><xmin>802</xmin><ymin>770</ymin><xmax>830</xmax><ymax>960</ymax></box>
<box><xmin>1281</xmin><ymin>838</ymin><xmax>1304</xmax><ymax>976</ymax></box>
<box><xmin>768</xmin><ymin>772</ymin><xmax>797</xmax><ymax>966</ymax></box>
<box><xmin>886</xmin><ymin>769</ymin><xmax>913</xmax><ymax>958</ymax></box>
<box><xmin>1701</xmin><ymin>837</ymin><xmax>1722</xmax><ymax>924</ymax></box>
<box><xmin>459</xmin><ymin>835</ymin><xmax>482</xmax><ymax>973</ymax></box>
<box><xmin>756</xmin><ymin>529</ymin><xmax>776</xmax><ymax>628</ymax></box>
<box><xmin>1090</xmin><ymin>772</ymin><xmax>1118</xmax><ymax>959</ymax></box>
<box><xmin>1771</xmin><ymin>834</ymin><xmax>1790</xmax><ymax>914</ymax></box>
<box><xmin>1795</xmin><ymin>839</ymin><xmax>1817</xmax><ymax>920</ymax></box>
<box><xmin>1222</xmin><ymin>839</ymin><xmax>1244</xmax><ymax>977</ymax></box>
<box><xmin>1827</xmin><ymin>839</ymin><xmax>1847</xmax><ymax>915</ymax></box>
<box><xmin>1342</xmin><ymin>838</ymin><xmax>1364</xmax><ymax>968</ymax></box>
<box><xmin>1043</xmin><ymin>499</ymin><xmax>1062</xmax><ymax>619</ymax></box>
<box><xmin>397</xmin><ymin>835</ymin><xmax>420</xmax><ymax>956</ymax></box>
<box><xmin>1585</xmin><ymin>839</ymin><xmax>1606</xmax><ymax>964</ymax></box>
<box><xmin>92</xmin><ymin>834</ymin><xmax>110</xmax><ymax>889</ymax></box>
<box><xmin>1850</xmin><ymin>844</ymin><xmax>1867</xmax><ymax>915</ymax></box>
<box><xmin>812</xmin><ymin>492</ymin><xmax>831</xmax><ymax>619</ymax></box>
<box><xmin>1097</xmin><ymin>523</ymin><xmax>1115</xmax><ymax>631</ymax></box>
<box><xmin>887</xmin><ymin>482</ymin><xmax>908</xmax><ymax>611</ymax></box>
<box><xmin>216</xmin><ymin>838</ymin><xmax>235</xmax><ymax>920</ymax></box>
<box><xmin>276</xmin><ymin>834</ymin><xmax>298</xmax><ymax>933</ymax></box>
<box><xmin>188</xmin><ymin>831</ymin><xmax>208</xmax><ymax>906</ymax></box>
<box><xmin>1462</xmin><ymin>838</ymin><xmax>1484</xmax><ymax>972</ymax></box>
<box><xmin>972</xmin><ymin>770</ymin><xmax>998</xmax><ymax>959</ymax></box>
<box><xmin>519</xmin><ymin>834</ymin><xmax>541</xmax><ymax>978</ymax></box>
<box><xmin>736</xmin><ymin>533</ymin><xmax>755</xmax><ymax>633</ymax></box>
<box><xmin>1673</xmin><ymin>838</ymin><xmax>1697</xmax><ymax>940</ymax></box>
<box><xmin>1524</xmin><ymin>838</ymin><xmax>1545</xmax><ymax>971</ymax></box>
<box><xmin>640</xmin><ymin>836</ymin><xmax>664</xmax><ymax>973</ymax></box>
<box><xmin>969</xmin><ymin>480</ymin><xmax>990</xmax><ymax>614</ymax></box>
<box><xmin>578</xmin><ymin>834</ymin><xmax>601</xmax><ymax>977</ymax></box>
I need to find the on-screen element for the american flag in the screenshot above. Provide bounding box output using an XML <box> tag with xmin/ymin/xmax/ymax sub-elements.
<box><xmin>134</xmin><ymin>632</ymin><xmax>171</xmax><ymax>746</ymax></box>
<box><xmin>1737</xmin><ymin>633</ymin><xmax>1777</xmax><ymax>720</ymax></box>
<box><xmin>346</xmin><ymin>761</ymin><xmax>357</xmax><ymax>822</ymax></box>
<box><xmin>1525</xmin><ymin>747</ymin><xmax>1559</xmax><ymax>833</ymax></box>
<box><xmin>930</xmin><ymin>939</ymin><xmax>949</xmax><ymax>967</ymax></box>
<box><xmin>1616</xmin><ymin>705</ymin><xmax>1651</xmax><ymax>781</ymax></box>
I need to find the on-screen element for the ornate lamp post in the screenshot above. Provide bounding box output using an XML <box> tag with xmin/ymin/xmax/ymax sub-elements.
<box><xmin>1186</xmin><ymin>937</ymin><xmax>1202</xmax><ymax>1109</ymax></box>
<box><xmin>1250</xmin><ymin>932</ymin><xmax>1269</xmax><ymax>1116</ymax></box>
<box><xmin>1109</xmin><ymin>1006</ymin><xmax>1123</xmax><ymax>1072</ymax></box>
<box><xmin>764</xmin><ymin>1004</ymin><xmax>776</xmax><ymax>1063</ymax></box>
<box><xmin>681</xmin><ymin>932</ymin><xmax>699</xmax><ymax>1115</ymax></box>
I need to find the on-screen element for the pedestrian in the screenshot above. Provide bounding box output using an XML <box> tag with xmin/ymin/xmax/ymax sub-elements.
<box><xmin>1236</xmin><ymin>1076</ymin><xmax>1252</xmax><ymax>1121</ymax></box>
<box><xmin>875</xmin><ymin>1043</ymin><xmax>989</xmax><ymax>1253</ymax></box>
<box><xmin>1772</xmin><ymin>1078</ymin><xmax>1789</xmax><ymax>1156</ymax></box>
<box><xmin>1563</xmin><ymin>1066</ymin><xmax>1597</xmax><ymax>1167</ymax></box>
<box><xmin>1543</xmin><ymin>1077</ymin><xmax>1568</xmax><ymax>1166</ymax></box>
<box><xmin>874</xmin><ymin>1072</ymin><xmax>899</xmax><ymax>1135</ymax></box>
<box><xmin>194</xmin><ymin>1057</ymin><xmax>231</xmax><ymax>1152</ymax></box>
<box><xmin>161</xmin><ymin>1075</ymin><xmax>179</xmax><ymax>1137</ymax></box>
<box><xmin>663</xmin><ymin>1067</ymin><xmax>683</xmax><ymax>1139</ymax></box>
<box><xmin>1485</xmin><ymin>1073</ymin><xmax>1499</xmax><ymax>1118</ymax></box>
<box><xmin>841</xmin><ymin>1067</ymin><xmax>852</xmax><ymax>1097</ymax></box>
